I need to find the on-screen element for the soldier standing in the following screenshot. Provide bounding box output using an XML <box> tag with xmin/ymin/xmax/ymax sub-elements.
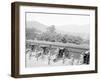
<box><xmin>83</xmin><ymin>51</ymin><xmax>90</xmax><ymax>64</ymax></box>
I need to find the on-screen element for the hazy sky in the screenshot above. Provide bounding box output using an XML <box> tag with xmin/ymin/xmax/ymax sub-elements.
<box><xmin>26</xmin><ymin>12</ymin><xmax>90</xmax><ymax>35</ymax></box>
<box><xmin>26</xmin><ymin>12</ymin><xmax>90</xmax><ymax>26</ymax></box>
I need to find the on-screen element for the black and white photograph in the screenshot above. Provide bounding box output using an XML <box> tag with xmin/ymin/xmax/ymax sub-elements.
<box><xmin>11</xmin><ymin>2</ymin><xmax>97</xmax><ymax>78</ymax></box>
<box><xmin>25</xmin><ymin>12</ymin><xmax>90</xmax><ymax>67</ymax></box>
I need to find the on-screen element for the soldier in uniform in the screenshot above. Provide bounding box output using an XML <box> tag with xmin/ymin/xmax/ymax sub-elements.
<box><xmin>83</xmin><ymin>51</ymin><xmax>90</xmax><ymax>64</ymax></box>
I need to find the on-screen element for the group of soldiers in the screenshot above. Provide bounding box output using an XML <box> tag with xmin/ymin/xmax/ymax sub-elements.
<box><xmin>26</xmin><ymin>44</ymin><xmax>90</xmax><ymax>65</ymax></box>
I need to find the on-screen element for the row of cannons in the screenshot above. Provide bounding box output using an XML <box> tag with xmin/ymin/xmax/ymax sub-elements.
<box><xmin>26</xmin><ymin>43</ymin><xmax>90</xmax><ymax>65</ymax></box>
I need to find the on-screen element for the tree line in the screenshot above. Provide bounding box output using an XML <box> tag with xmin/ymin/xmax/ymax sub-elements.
<box><xmin>26</xmin><ymin>25</ymin><xmax>89</xmax><ymax>45</ymax></box>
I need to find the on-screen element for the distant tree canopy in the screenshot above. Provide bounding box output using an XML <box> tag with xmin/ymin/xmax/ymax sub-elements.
<box><xmin>26</xmin><ymin>25</ymin><xmax>89</xmax><ymax>45</ymax></box>
<box><xmin>39</xmin><ymin>25</ymin><xmax>57</xmax><ymax>42</ymax></box>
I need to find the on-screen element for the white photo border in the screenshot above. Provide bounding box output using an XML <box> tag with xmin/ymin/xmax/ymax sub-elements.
<box><xmin>19</xmin><ymin>5</ymin><xmax>96</xmax><ymax>75</ymax></box>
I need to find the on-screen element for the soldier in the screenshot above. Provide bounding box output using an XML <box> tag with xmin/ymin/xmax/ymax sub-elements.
<box><xmin>31</xmin><ymin>45</ymin><xmax>35</xmax><ymax>51</ymax></box>
<box><xmin>83</xmin><ymin>51</ymin><xmax>90</xmax><ymax>64</ymax></box>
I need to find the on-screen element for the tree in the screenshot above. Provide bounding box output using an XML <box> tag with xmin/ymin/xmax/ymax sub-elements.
<box><xmin>46</xmin><ymin>25</ymin><xmax>56</xmax><ymax>33</ymax></box>
<box><xmin>40</xmin><ymin>25</ymin><xmax>57</xmax><ymax>42</ymax></box>
<box><xmin>61</xmin><ymin>37</ymin><xmax>67</xmax><ymax>43</ymax></box>
<box><xmin>55</xmin><ymin>33</ymin><xmax>63</xmax><ymax>42</ymax></box>
<box><xmin>73</xmin><ymin>36</ymin><xmax>83</xmax><ymax>44</ymax></box>
<box><xmin>66</xmin><ymin>35</ymin><xmax>83</xmax><ymax>44</ymax></box>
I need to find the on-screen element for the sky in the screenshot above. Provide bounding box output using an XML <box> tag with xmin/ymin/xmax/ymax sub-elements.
<box><xmin>26</xmin><ymin>12</ymin><xmax>90</xmax><ymax>35</ymax></box>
